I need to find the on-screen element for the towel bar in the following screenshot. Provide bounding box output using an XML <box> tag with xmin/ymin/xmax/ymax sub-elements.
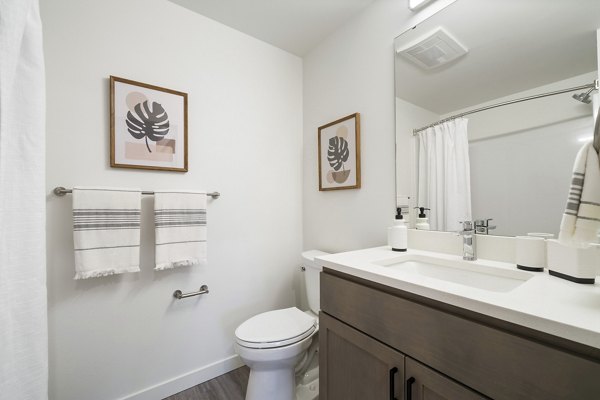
<box><xmin>53</xmin><ymin>186</ymin><xmax>220</xmax><ymax>199</ymax></box>
<box><xmin>173</xmin><ymin>285</ymin><xmax>209</xmax><ymax>300</ymax></box>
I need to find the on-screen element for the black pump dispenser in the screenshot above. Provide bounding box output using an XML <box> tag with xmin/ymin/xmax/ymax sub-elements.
<box><xmin>395</xmin><ymin>207</ymin><xmax>404</xmax><ymax>220</ymax></box>
<box><xmin>415</xmin><ymin>207</ymin><xmax>430</xmax><ymax>218</ymax></box>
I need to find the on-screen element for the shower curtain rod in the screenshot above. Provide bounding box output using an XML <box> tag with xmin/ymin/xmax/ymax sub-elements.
<box><xmin>412</xmin><ymin>79</ymin><xmax>599</xmax><ymax>136</ymax></box>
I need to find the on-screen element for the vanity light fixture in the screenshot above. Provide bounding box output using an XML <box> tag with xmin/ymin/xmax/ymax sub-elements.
<box><xmin>409</xmin><ymin>0</ymin><xmax>436</xmax><ymax>11</ymax></box>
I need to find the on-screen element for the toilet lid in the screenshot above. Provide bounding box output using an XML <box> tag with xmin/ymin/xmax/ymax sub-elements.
<box><xmin>235</xmin><ymin>307</ymin><xmax>317</xmax><ymax>349</ymax></box>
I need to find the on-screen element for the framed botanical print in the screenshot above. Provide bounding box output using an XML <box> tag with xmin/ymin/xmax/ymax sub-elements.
<box><xmin>110</xmin><ymin>76</ymin><xmax>188</xmax><ymax>172</ymax></box>
<box><xmin>318</xmin><ymin>113</ymin><xmax>361</xmax><ymax>191</ymax></box>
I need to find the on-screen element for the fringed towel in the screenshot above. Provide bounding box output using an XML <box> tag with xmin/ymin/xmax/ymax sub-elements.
<box><xmin>154</xmin><ymin>190</ymin><xmax>207</xmax><ymax>270</ymax></box>
<box><xmin>559</xmin><ymin>142</ymin><xmax>600</xmax><ymax>245</ymax></box>
<box><xmin>73</xmin><ymin>187</ymin><xmax>141</xmax><ymax>279</ymax></box>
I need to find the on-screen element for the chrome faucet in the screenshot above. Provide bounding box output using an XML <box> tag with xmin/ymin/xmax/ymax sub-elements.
<box><xmin>459</xmin><ymin>221</ymin><xmax>477</xmax><ymax>261</ymax></box>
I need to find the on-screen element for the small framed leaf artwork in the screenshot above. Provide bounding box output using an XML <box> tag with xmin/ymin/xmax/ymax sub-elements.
<box><xmin>110</xmin><ymin>76</ymin><xmax>188</xmax><ymax>172</ymax></box>
<box><xmin>318</xmin><ymin>113</ymin><xmax>361</xmax><ymax>191</ymax></box>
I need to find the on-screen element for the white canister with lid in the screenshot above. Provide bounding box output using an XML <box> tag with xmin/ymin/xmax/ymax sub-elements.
<box><xmin>515</xmin><ymin>233</ymin><xmax>554</xmax><ymax>272</ymax></box>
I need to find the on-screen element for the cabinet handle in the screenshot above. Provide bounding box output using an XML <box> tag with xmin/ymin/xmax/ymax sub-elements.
<box><xmin>389</xmin><ymin>367</ymin><xmax>399</xmax><ymax>400</ymax></box>
<box><xmin>406</xmin><ymin>377</ymin><xmax>416</xmax><ymax>400</ymax></box>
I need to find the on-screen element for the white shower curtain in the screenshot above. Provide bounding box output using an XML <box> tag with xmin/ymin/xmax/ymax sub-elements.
<box><xmin>593</xmin><ymin>93</ymin><xmax>599</xmax><ymax>123</ymax></box>
<box><xmin>593</xmin><ymin>93</ymin><xmax>599</xmax><ymax>156</ymax></box>
<box><xmin>0</xmin><ymin>0</ymin><xmax>47</xmax><ymax>399</ymax></box>
<box><xmin>417</xmin><ymin>118</ymin><xmax>472</xmax><ymax>232</ymax></box>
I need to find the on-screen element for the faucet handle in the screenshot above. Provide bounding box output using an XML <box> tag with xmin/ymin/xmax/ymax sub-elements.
<box><xmin>475</xmin><ymin>218</ymin><xmax>494</xmax><ymax>227</ymax></box>
<box><xmin>474</xmin><ymin>218</ymin><xmax>496</xmax><ymax>235</ymax></box>
<box><xmin>459</xmin><ymin>220</ymin><xmax>474</xmax><ymax>231</ymax></box>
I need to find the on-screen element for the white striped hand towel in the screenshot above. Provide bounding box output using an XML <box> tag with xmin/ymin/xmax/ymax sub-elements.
<box><xmin>72</xmin><ymin>187</ymin><xmax>142</xmax><ymax>279</ymax></box>
<box><xmin>154</xmin><ymin>190</ymin><xmax>207</xmax><ymax>270</ymax></box>
<box><xmin>559</xmin><ymin>142</ymin><xmax>600</xmax><ymax>245</ymax></box>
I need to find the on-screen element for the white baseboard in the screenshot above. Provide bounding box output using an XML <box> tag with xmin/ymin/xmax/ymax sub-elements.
<box><xmin>118</xmin><ymin>355</ymin><xmax>244</xmax><ymax>400</ymax></box>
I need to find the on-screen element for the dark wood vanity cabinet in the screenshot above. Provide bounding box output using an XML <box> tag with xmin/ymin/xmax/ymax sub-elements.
<box><xmin>320</xmin><ymin>312</ymin><xmax>405</xmax><ymax>400</ymax></box>
<box><xmin>320</xmin><ymin>269</ymin><xmax>600</xmax><ymax>400</ymax></box>
<box><xmin>320</xmin><ymin>312</ymin><xmax>485</xmax><ymax>400</ymax></box>
<box><xmin>404</xmin><ymin>357</ymin><xmax>486</xmax><ymax>400</ymax></box>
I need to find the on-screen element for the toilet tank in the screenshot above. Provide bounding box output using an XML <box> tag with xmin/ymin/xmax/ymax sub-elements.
<box><xmin>302</xmin><ymin>250</ymin><xmax>330</xmax><ymax>314</ymax></box>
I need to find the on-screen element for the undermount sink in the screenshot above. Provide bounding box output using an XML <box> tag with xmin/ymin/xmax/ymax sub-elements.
<box><xmin>374</xmin><ymin>255</ymin><xmax>533</xmax><ymax>293</ymax></box>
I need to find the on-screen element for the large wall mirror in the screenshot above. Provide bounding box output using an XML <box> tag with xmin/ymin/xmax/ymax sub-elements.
<box><xmin>394</xmin><ymin>0</ymin><xmax>600</xmax><ymax>237</ymax></box>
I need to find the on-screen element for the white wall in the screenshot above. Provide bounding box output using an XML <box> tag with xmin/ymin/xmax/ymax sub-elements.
<box><xmin>42</xmin><ymin>1</ymin><xmax>303</xmax><ymax>399</ymax></box>
<box><xmin>303</xmin><ymin>0</ymin><xmax>455</xmax><ymax>253</ymax></box>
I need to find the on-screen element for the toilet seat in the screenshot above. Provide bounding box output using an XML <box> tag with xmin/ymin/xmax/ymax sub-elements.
<box><xmin>235</xmin><ymin>307</ymin><xmax>317</xmax><ymax>349</ymax></box>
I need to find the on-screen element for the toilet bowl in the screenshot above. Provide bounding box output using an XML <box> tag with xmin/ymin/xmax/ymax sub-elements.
<box><xmin>234</xmin><ymin>250</ymin><xmax>328</xmax><ymax>400</ymax></box>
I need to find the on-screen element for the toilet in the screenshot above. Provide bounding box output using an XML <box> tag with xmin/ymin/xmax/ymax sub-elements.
<box><xmin>234</xmin><ymin>250</ymin><xmax>328</xmax><ymax>400</ymax></box>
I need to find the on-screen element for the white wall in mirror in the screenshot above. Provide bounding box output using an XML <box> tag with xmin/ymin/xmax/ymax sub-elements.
<box><xmin>447</xmin><ymin>72</ymin><xmax>598</xmax><ymax>142</ymax></box>
<box><xmin>470</xmin><ymin>116</ymin><xmax>593</xmax><ymax>237</ymax></box>
<box><xmin>461</xmin><ymin>72</ymin><xmax>597</xmax><ymax>237</ymax></box>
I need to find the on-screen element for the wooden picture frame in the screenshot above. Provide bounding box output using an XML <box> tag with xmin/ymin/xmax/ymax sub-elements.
<box><xmin>318</xmin><ymin>113</ymin><xmax>361</xmax><ymax>191</ymax></box>
<box><xmin>110</xmin><ymin>76</ymin><xmax>188</xmax><ymax>172</ymax></box>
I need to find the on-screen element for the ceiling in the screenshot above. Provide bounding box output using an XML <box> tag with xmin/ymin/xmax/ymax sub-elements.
<box><xmin>170</xmin><ymin>0</ymin><xmax>376</xmax><ymax>56</ymax></box>
<box><xmin>394</xmin><ymin>0</ymin><xmax>600</xmax><ymax>114</ymax></box>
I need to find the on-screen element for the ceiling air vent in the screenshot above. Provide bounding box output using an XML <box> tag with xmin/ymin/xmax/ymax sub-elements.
<box><xmin>397</xmin><ymin>28</ymin><xmax>467</xmax><ymax>70</ymax></box>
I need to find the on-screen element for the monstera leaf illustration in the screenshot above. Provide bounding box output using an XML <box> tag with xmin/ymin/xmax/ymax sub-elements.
<box><xmin>327</xmin><ymin>136</ymin><xmax>350</xmax><ymax>171</ymax></box>
<box><xmin>126</xmin><ymin>101</ymin><xmax>170</xmax><ymax>152</ymax></box>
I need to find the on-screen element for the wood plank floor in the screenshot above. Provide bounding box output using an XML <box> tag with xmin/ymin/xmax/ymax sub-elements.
<box><xmin>164</xmin><ymin>366</ymin><xmax>249</xmax><ymax>400</ymax></box>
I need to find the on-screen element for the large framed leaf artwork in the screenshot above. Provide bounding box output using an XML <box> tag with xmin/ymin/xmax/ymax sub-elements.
<box><xmin>110</xmin><ymin>76</ymin><xmax>188</xmax><ymax>172</ymax></box>
<box><xmin>318</xmin><ymin>113</ymin><xmax>361</xmax><ymax>191</ymax></box>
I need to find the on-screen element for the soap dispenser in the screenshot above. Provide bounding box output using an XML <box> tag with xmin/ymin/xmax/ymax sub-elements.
<box><xmin>388</xmin><ymin>207</ymin><xmax>407</xmax><ymax>252</ymax></box>
<box><xmin>415</xmin><ymin>207</ymin><xmax>431</xmax><ymax>230</ymax></box>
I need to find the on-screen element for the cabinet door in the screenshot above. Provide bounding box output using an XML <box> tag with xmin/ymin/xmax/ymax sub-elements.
<box><xmin>405</xmin><ymin>357</ymin><xmax>487</xmax><ymax>400</ymax></box>
<box><xmin>320</xmin><ymin>312</ymin><xmax>405</xmax><ymax>400</ymax></box>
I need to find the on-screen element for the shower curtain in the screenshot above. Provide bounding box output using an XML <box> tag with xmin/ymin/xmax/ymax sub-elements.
<box><xmin>593</xmin><ymin>93</ymin><xmax>599</xmax><ymax>156</ymax></box>
<box><xmin>417</xmin><ymin>118</ymin><xmax>472</xmax><ymax>232</ymax></box>
<box><xmin>0</xmin><ymin>0</ymin><xmax>47</xmax><ymax>399</ymax></box>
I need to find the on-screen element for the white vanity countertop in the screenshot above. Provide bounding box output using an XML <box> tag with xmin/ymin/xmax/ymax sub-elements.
<box><xmin>316</xmin><ymin>246</ymin><xmax>600</xmax><ymax>349</ymax></box>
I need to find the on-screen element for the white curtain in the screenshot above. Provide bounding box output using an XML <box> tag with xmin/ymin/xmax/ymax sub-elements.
<box><xmin>417</xmin><ymin>118</ymin><xmax>472</xmax><ymax>232</ymax></box>
<box><xmin>593</xmin><ymin>93</ymin><xmax>599</xmax><ymax>157</ymax></box>
<box><xmin>593</xmin><ymin>93</ymin><xmax>599</xmax><ymax>123</ymax></box>
<box><xmin>0</xmin><ymin>0</ymin><xmax>47</xmax><ymax>399</ymax></box>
